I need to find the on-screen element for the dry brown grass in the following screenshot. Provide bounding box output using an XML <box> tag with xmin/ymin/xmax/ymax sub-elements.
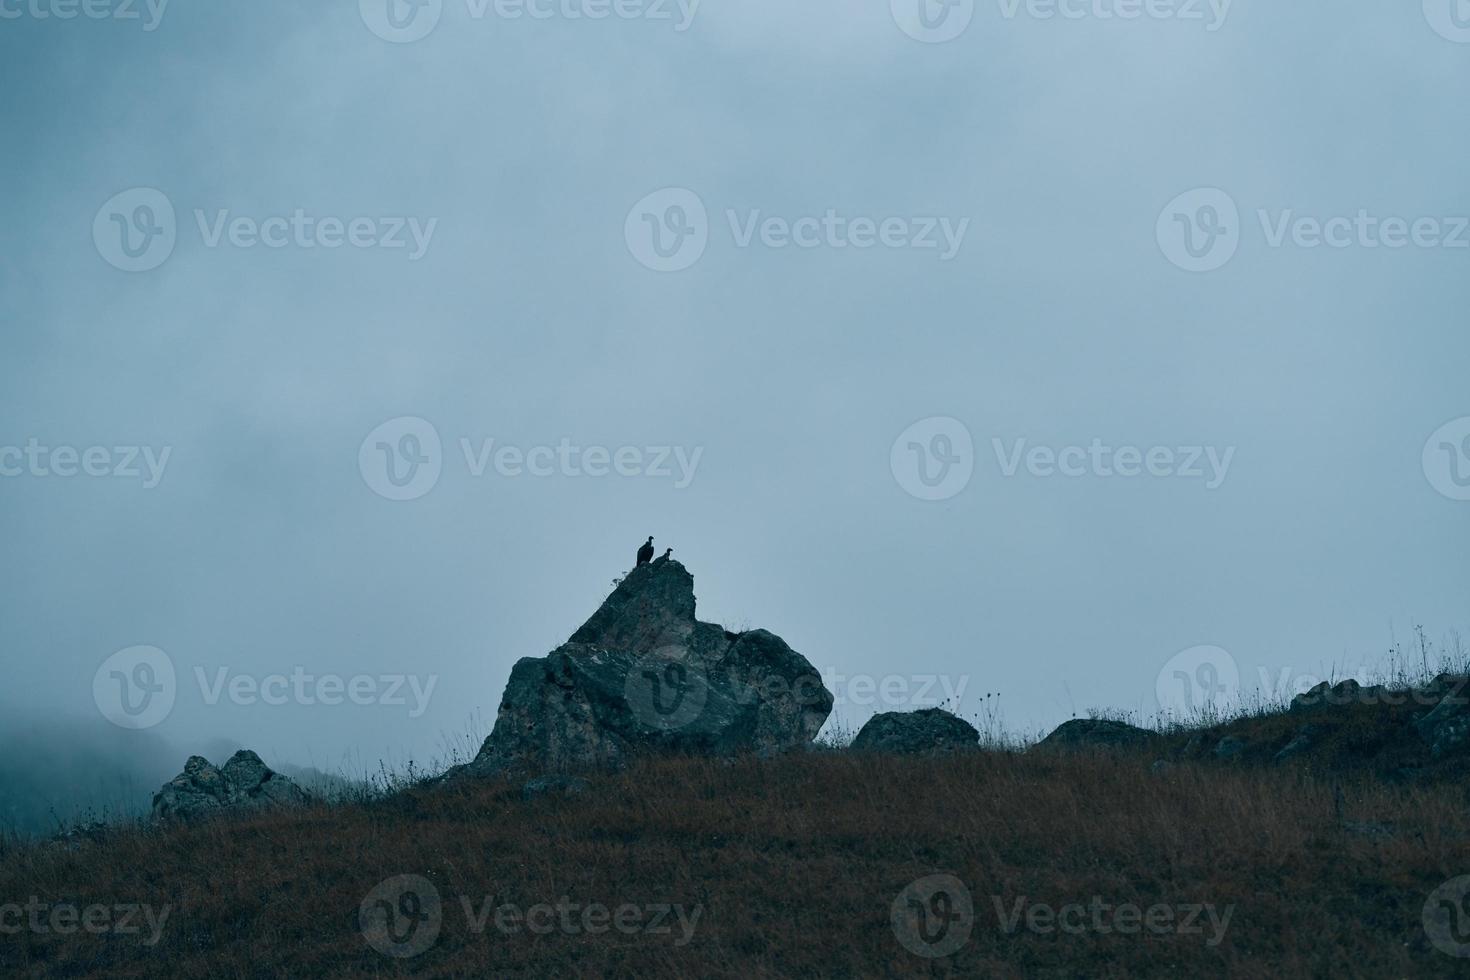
<box><xmin>2</xmin><ymin>748</ymin><xmax>1468</xmax><ymax>978</ymax></box>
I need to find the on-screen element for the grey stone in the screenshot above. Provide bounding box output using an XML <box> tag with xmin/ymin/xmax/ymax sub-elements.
<box><xmin>1035</xmin><ymin>719</ymin><xmax>1155</xmax><ymax>752</ymax></box>
<box><xmin>1214</xmin><ymin>735</ymin><xmax>1248</xmax><ymax>760</ymax></box>
<box><xmin>851</xmin><ymin>709</ymin><xmax>979</xmax><ymax>754</ymax></box>
<box><xmin>1272</xmin><ymin>725</ymin><xmax>1321</xmax><ymax>764</ymax></box>
<box><xmin>1413</xmin><ymin>676</ymin><xmax>1470</xmax><ymax>759</ymax></box>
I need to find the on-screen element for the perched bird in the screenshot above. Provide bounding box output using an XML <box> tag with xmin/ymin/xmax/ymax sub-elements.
<box><xmin>636</xmin><ymin>536</ymin><xmax>655</xmax><ymax>567</ymax></box>
<box><xmin>655</xmin><ymin>548</ymin><xmax>673</xmax><ymax>563</ymax></box>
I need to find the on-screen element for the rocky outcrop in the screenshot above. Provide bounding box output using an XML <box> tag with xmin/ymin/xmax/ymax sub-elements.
<box><xmin>1411</xmin><ymin>674</ymin><xmax>1470</xmax><ymax>758</ymax></box>
<box><xmin>450</xmin><ymin>560</ymin><xmax>833</xmax><ymax>779</ymax></box>
<box><xmin>1284</xmin><ymin>674</ymin><xmax>1470</xmax><ymax>762</ymax></box>
<box><xmin>151</xmin><ymin>751</ymin><xmax>310</xmax><ymax>821</ymax></box>
<box><xmin>1290</xmin><ymin>679</ymin><xmax>1393</xmax><ymax>712</ymax></box>
<box><xmin>851</xmin><ymin>708</ymin><xmax>978</xmax><ymax>754</ymax></box>
<box><xmin>1035</xmin><ymin>718</ymin><xmax>1156</xmax><ymax>752</ymax></box>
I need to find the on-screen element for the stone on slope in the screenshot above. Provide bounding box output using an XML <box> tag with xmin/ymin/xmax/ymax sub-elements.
<box><xmin>1213</xmin><ymin>735</ymin><xmax>1248</xmax><ymax>760</ymax></box>
<box><xmin>151</xmin><ymin>750</ymin><xmax>310</xmax><ymax>821</ymax></box>
<box><xmin>1290</xmin><ymin>679</ymin><xmax>1390</xmax><ymax>712</ymax></box>
<box><xmin>1273</xmin><ymin>725</ymin><xmax>1322</xmax><ymax>764</ymax></box>
<box><xmin>1034</xmin><ymin>718</ymin><xmax>1155</xmax><ymax>751</ymax></box>
<box><xmin>850</xmin><ymin>708</ymin><xmax>978</xmax><ymax>754</ymax></box>
<box><xmin>1412</xmin><ymin>674</ymin><xmax>1470</xmax><ymax>759</ymax></box>
<box><xmin>451</xmin><ymin>560</ymin><xmax>833</xmax><ymax>778</ymax></box>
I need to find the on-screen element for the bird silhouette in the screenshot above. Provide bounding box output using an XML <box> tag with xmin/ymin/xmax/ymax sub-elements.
<box><xmin>636</xmin><ymin>536</ymin><xmax>655</xmax><ymax>567</ymax></box>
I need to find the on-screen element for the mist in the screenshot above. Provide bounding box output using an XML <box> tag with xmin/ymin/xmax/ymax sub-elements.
<box><xmin>1</xmin><ymin>1</ymin><xmax>1467</xmax><ymax>833</ymax></box>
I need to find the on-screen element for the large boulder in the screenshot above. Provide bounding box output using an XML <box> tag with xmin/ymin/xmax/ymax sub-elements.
<box><xmin>851</xmin><ymin>708</ymin><xmax>978</xmax><ymax>754</ymax></box>
<box><xmin>450</xmin><ymin>560</ymin><xmax>833</xmax><ymax>778</ymax></box>
<box><xmin>151</xmin><ymin>750</ymin><xmax>310</xmax><ymax>821</ymax></box>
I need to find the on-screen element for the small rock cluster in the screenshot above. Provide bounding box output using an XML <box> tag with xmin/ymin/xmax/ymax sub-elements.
<box><xmin>1027</xmin><ymin>673</ymin><xmax>1470</xmax><ymax>778</ymax></box>
<box><xmin>151</xmin><ymin>750</ymin><xmax>310</xmax><ymax>822</ymax></box>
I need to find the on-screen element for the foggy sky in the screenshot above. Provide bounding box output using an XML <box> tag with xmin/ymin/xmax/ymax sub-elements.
<box><xmin>1</xmin><ymin>0</ymin><xmax>1466</xmax><ymax>794</ymax></box>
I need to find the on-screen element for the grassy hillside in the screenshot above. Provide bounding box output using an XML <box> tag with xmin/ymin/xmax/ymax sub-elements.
<box><xmin>3</xmin><ymin>743</ymin><xmax>1469</xmax><ymax>978</ymax></box>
